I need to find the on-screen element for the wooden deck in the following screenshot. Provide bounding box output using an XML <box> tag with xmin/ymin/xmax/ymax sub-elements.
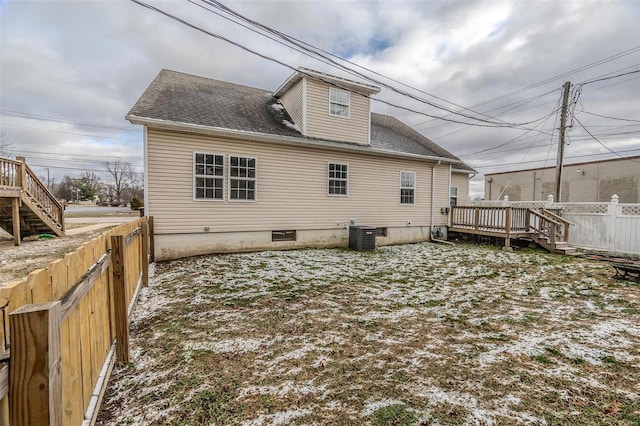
<box><xmin>0</xmin><ymin>156</ymin><xmax>65</xmax><ymax>245</ymax></box>
<box><xmin>450</xmin><ymin>206</ymin><xmax>575</xmax><ymax>254</ymax></box>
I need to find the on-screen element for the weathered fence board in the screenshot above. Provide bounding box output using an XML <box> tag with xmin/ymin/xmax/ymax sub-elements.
<box><xmin>2</xmin><ymin>216</ymin><xmax>153</xmax><ymax>425</ymax></box>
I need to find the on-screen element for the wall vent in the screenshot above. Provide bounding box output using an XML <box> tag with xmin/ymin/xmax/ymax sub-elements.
<box><xmin>272</xmin><ymin>230</ymin><xmax>296</xmax><ymax>242</ymax></box>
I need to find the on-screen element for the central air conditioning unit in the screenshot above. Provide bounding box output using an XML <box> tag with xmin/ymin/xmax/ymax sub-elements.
<box><xmin>349</xmin><ymin>225</ymin><xmax>376</xmax><ymax>251</ymax></box>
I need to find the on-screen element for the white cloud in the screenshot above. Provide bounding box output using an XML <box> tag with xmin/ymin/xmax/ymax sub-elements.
<box><xmin>1</xmin><ymin>0</ymin><xmax>638</xmax><ymax>199</ymax></box>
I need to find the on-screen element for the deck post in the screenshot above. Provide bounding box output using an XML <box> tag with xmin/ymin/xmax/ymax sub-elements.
<box><xmin>503</xmin><ymin>207</ymin><xmax>512</xmax><ymax>250</ymax></box>
<box><xmin>16</xmin><ymin>156</ymin><xmax>27</xmax><ymax>189</ymax></box>
<box><xmin>12</xmin><ymin>197</ymin><xmax>20</xmax><ymax>246</ymax></box>
<box><xmin>474</xmin><ymin>207</ymin><xmax>480</xmax><ymax>230</ymax></box>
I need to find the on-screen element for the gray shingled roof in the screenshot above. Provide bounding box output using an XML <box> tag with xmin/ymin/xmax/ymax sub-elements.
<box><xmin>127</xmin><ymin>69</ymin><xmax>474</xmax><ymax>172</ymax></box>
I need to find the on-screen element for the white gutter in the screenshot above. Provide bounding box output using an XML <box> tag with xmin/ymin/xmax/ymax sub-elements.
<box><xmin>126</xmin><ymin>115</ymin><xmax>463</xmax><ymax>166</ymax></box>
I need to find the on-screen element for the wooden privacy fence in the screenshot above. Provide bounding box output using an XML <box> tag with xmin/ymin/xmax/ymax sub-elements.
<box><xmin>0</xmin><ymin>216</ymin><xmax>154</xmax><ymax>425</ymax></box>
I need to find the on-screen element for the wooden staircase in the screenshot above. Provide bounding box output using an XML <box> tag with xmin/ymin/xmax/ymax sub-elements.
<box><xmin>0</xmin><ymin>156</ymin><xmax>65</xmax><ymax>245</ymax></box>
<box><xmin>450</xmin><ymin>206</ymin><xmax>578</xmax><ymax>255</ymax></box>
<box><xmin>527</xmin><ymin>209</ymin><xmax>578</xmax><ymax>255</ymax></box>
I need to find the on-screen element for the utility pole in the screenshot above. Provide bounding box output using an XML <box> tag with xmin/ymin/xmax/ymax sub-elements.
<box><xmin>554</xmin><ymin>81</ymin><xmax>571</xmax><ymax>202</ymax></box>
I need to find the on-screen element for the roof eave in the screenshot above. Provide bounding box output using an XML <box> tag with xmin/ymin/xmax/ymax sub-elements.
<box><xmin>126</xmin><ymin>115</ymin><xmax>462</xmax><ymax>165</ymax></box>
<box><xmin>452</xmin><ymin>166</ymin><xmax>478</xmax><ymax>174</ymax></box>
<box><xmin>273</xmin><ymin>67</ymin><xmax>381</xmax><ymax>98</ymax></box>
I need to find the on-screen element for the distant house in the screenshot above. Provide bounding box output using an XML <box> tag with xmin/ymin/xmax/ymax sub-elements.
<box><xmin>127</xmin><ymin>68</ymin><xmax>475</xmax><ymax>260</ymax></box>
<box><xmin>484</xmin><ymin>156</ymin><xmax>640</xmax><ymax>203</ymax></box>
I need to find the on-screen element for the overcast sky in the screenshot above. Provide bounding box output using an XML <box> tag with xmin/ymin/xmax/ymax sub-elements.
<box><xmin>1</xmin><ymin>0</ymin><xmax>638</xmax><ymax>200</ymax></box>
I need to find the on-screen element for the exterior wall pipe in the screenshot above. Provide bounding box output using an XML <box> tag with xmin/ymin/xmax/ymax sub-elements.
<box><xmin>431</xmin><ymin>237</ymin><xmax>455</xmax><ymax>246</ymax></box>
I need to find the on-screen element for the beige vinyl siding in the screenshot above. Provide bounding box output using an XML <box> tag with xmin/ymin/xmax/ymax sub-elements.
<box><xmin>304</xmin><ymin>78</ymin><xmax>370</xmax><ymax>145</ymax></box>
<box><xmin>147</xmin><ymin>129</ymin><xmax>441</xmax><ymax>235</ymax></box>
<box><xmin>279</xmin><ymin>78</ymin><xmax>304</xmax><ymax>132</ymax></box>
<box><xmin>451</xmin><ymin>172</ymin><xmax>470</xmax><ymax>206</ymax></box>
<box><xmin>432</xmin><ymin>165</ymin><xmax>451</xmax><ymax>226</ymax></box>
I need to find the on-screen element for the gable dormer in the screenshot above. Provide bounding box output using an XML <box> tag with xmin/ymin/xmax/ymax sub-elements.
<box><xmin>273</xmin><ymin>67</ymin><xmax>380</xmax><ymax>145</ymax></box>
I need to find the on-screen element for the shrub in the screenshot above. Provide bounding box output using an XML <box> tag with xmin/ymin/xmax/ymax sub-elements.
<box><xmin>130</xmin><ymin>197</ymin><xmax>144</xmax><ymax>211</ymax></box>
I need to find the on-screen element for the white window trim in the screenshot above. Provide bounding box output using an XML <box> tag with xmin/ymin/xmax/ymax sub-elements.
<box><xmin>450</xmin><ymin>186</ymin><xmax>459</xmax><ymax>206</ymax></box>
<box><xmin>193</xmin><ymin>151</ymin><xmax>225</xmax><ymax>202</ymax></box>
<box><xmin>400</xmin><ymin>170</ymin><xmax>416</xmax><ymax>205</ymax></box>
<box><xmin>327</xmin><ymin>162</ymin><xmax>349</xmax><ymax>197</ymax></box>
<box><xmin>228</xmin><ymin>154</ymin><xmax>258</xmax><ymax>202</ymax></box>
<box><xmin>328</xmin><ymin>87</ymin><xmax>350</xmax><ymax>119</ymax></box>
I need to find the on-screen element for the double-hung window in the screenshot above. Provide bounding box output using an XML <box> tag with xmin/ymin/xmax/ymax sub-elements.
<box><xmin>329</xmin><ymin>88</ymin><xmax>349</xmax><ymax>118</ymax></box>
<box><xmin>450</xmin><ymin>186</ymin><xmax>458</xmax><ymax>206</ymax></box>
<box><xmin>194</xmin><ymin>153</ymin><xmax>224</xmax><ymax>200</ymax></box>
<box><xmin>230</xmin><ymin>156</ymin><xmax>256</xmax><ymax>201</ymax></box>
<box><xmin>400</xmin><ymin>171</ymin><xmax>415</xmax><ymax>204</ymax></box>
<box><xmin>328</xmin><ymin>163</ymin><xmax>348</xmax><ymax>195</ymax></box>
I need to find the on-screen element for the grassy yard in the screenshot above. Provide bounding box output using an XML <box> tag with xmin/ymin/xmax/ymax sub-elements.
<box><xmin>97</xmin><ymin>243</ymin><xmax>640</xmax><ymax>425</ymax></box>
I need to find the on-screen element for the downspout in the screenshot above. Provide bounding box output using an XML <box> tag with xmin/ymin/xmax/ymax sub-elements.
<box><xmin>143</xmin><ymin>126</ymin><xmax>149</xmax><ymax>212</ymax></box>
<box><xmin>430</xmin><ymin>162</ymin><xmax>455</xmax><ymax>245</ymax></box>
<box><xmin>430</xmin><ymin>163</ymin><xmax>437</xmax><ymax>237</ymax></box>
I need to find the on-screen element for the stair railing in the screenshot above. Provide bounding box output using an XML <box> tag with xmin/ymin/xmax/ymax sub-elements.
<box><xmin>17</xmin><ymin>156</ymin><xmax>65</xmax><ymax>231</ymax></box>
<box><xmin>0</xmin><ymin>157</ymin><xmax>20</xmax><ymax>187</ymax></box>
<box><xmin>527</xmin><ymin>209</ymin><xmax>567</xmax><ymax>248</ymax></box>
<box><xmin>539</xmin><ymin>208</ymin><xmax>572</xmax><ymax>243</ymax></box>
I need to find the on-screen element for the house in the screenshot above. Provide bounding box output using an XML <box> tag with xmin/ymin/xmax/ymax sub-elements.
<box><xmin>127</xmin><ymin>68</ymin><xmax>475</xmax><ymax>260</ymax></box>
<box><xmin>484</xmin><ymin>155</ymin><xmax>640</xmax><ymax>203</ymax></box>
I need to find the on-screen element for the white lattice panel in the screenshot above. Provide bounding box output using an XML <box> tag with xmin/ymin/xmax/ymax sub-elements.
<box><xmin>561</xmin><ymin>204</ymin><xmax>608</xmax><ymax>214</ymax></box>
<box><xmin>621</xmin><ymin>205</ymin><xmax>640</xmax><ymax>216</ymax></box>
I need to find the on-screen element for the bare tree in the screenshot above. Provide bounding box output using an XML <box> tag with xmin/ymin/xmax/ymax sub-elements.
<box><xmin>104</xmin><ymin>158</ymin><xmax>134</xmax><ymax>205</ymax></box>
<box><xmin>0</xmin><ymin>130</ymin><xmax>14</xmax><ymax>157</ymax></box>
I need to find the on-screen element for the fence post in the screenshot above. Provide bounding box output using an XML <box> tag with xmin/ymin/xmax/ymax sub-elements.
<box><xmin>609</xmin><ymin>194</ymin><xmax>619</xmax><ymax>252</ymax></box>
<box><xmin>148</xmin><ymin>216</ymin><xmax>155</xmax><ymax>263</ymax></box>
<box><xmin>9</xmin><ymin>301</ymin><xmax>62</xmax><ymax>426</ymax></box>
<box><xmin>141</xmin><ymin>219</ymin><xmax>149</xmax><ymax>288</ymax></box>
<box><xmin>546</xmin><ymin>194</ymin><xmax>554</xmax><ymax>209</ymax></box>
<box><xmin>111</xmin><ymin>235</ymin><xmax>129</xmax><ymax>364</ymax></box>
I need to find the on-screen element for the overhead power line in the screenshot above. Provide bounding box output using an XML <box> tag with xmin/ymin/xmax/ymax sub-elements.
<box><xmin>570</xmin><ymin>112</ymin><xmax>640</xmax><ymax>163</ymax></box>
<box><xmin>580</xmin><ymin>110</ymin><xmax>640</xmax><ymax>123</ymax></box>
<box><xmin>577</xmin><ymin>69</ymin><xmax>640</xmax><ymax>86</ymax></box>
<box><xmin>413</xmin><ymin>46</ymin><xmax>640</xmax><ymax>130</ymax></box>
<box><xmin>0</xmin><ymin>110</ymin><xmax>136</xmax><ymax>132</ymax></box>
<box><xmin>193</xmin><ymin>0</ymin><xmax>509</xmax><ymax>126</ymax></box>
<box><xmin>474</xmin><ymin>148</ymin><xmax>640</xmax><ymax>169</ymax></box>
<box><xmin>130</xmin><ymin>0</ymin><xmax>558</xmax><ymax>130</ymax></box>
<box><xmin>2</xmin><ymin>123</ymin><xmax>141</xmax><ymax>142</ymax></box>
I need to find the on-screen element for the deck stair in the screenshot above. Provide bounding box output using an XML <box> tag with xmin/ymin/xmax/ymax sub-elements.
<box><xmin>0</xmin><ymin>156</ymin><xmax>65</xmax><ymax>245</ymax></box>
<box><xmin>449</xmin><ymin>205</ymin><xmax>578</xmax><ymax>255</ymax></box>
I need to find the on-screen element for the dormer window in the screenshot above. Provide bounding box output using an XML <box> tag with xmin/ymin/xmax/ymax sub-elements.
<box><xmin>329</xmin><ymin>87</ymin><xmax>350</xmax><ymax>118</ymax></box>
